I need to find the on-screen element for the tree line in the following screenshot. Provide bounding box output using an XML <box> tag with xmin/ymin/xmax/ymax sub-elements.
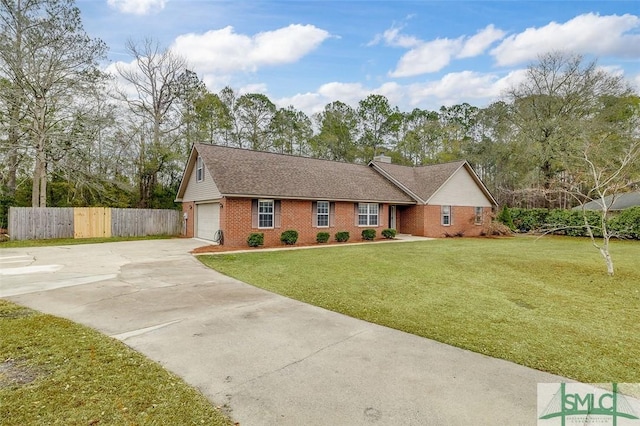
<box><xmin>1</xmin><ymin>0</ymin><xmax>639</xmax><ymax>226</ymax></box>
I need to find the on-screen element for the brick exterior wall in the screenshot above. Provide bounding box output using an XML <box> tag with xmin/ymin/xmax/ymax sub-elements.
<box><xmin>221</xmin><ymin>198</ymin><xmax>392</xmax><ymax>247</ymax></box>
<box><xmin>182</xmin><ymin>201</ymin><xmax>195</xmax><ymax>238</ymax></box>
<box><xmin>397</xmin><ymin>205</ymin><xmax>423</xmax><ymax>236</ymax></box>
<box><xmin>423</xmin><ymin>205</ymin><xmax>491</xmax><ymax>237</ymax></box>
<box><xmin>182</xmin><ymin>198</ymin><xmax>493</xmax><ymax>245</ymax></box>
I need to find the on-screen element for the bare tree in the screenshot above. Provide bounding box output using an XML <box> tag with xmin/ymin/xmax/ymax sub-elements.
<box><xmin>506</xmin><ymin>52</ymin><xmax>631</xmax><ymax>208</ymax></box>
<box><xmin>564</xmin><ymin>96</ymin><xmax>640</xmax><ymax>276</ymax></box>
<box><xmin>114</xmin><ymin>38</ymin><xmax>187</xmax><ymax>207</ymax></box>
<box><xmin>0</xmin><ymin>0</ymin><xmax>107</xmax><ymax>207</ymax></box>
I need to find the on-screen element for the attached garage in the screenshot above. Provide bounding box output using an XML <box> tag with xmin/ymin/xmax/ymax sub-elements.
<box><xmin>196</xmin><ymin>202</ymin><xmax>220</xmax><ymax>241</ymax></box>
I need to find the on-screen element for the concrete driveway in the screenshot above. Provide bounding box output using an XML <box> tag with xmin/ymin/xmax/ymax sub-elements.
<box><xmin>0</xmin><ymin>239</ymin><xmax>566</xmax><ymax>425</ymax></box>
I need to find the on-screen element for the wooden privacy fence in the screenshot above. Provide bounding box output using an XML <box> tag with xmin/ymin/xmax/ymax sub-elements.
<box><xmin>8</xmin><ymin>207</ymin><xmax>181</xmax><ymax>241</ymax></box>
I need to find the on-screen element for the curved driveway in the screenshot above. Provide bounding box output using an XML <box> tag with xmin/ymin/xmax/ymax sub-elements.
<box><xmin>0</xmin><ymin>239</ymin><xmax>566</xmax><ymax>425</ymax></box>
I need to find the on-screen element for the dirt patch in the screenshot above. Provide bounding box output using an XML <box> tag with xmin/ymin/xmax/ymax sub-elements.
<box><xmin>0</xmin><ymin>307</ymin><xmax>36</xmax><ymax>319</ymax></box>
<box><xmin>0</xmin><ymin>359</ymin><xmax>44</xmax><ymax>388</ymax></box>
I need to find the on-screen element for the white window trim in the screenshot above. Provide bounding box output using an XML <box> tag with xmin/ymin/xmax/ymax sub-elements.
<box><xmin>441</xmin><ymin>205</ymin><xmax>452</xmax><ymax>226</ymax></box>
<box><xmin>474</xmin><ymin>207</ymin><xmax>483</xmax><ymax>225</ymax></box>
<box><xmin>258</xmin><ymin>199</ymin><xmax>274</xmax><ymax>229</ymax></box>
<box><xmin>196</xmin><ymin>156</ymin><xmax>204</xmax><ymax>182</ymax></box>
<box><xmin>358</xmin><ymin>203</ymin><xmax>379</xmax><ymax>227</ymax></box>
<box><xmin>317</xmin><ymin>201</ymin><xmax>330</xmax><ymax>228</ymax></box>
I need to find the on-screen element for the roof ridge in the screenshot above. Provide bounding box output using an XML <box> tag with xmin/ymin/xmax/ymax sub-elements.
<box><xmin>195</xmin><ymin>143</ymin><xmax>370</xmax><ymax>168</ymax></box>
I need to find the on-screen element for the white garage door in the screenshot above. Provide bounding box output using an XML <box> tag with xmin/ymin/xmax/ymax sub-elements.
<box><xmin>196</xmin><ymin>203</ymin><xmax>220</xmax><ymax>241</ymax></box>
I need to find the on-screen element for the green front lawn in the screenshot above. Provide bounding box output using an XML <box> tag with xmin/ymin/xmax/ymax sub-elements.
<box><xmin>0</xmin><ymin>301</ymin><xmax>232</xmax><ymax>425</ymax></box>
<box><xmin>198</xmin><ymin>236</ymin><xmax>640</xmax><ymax>383</ymax></box>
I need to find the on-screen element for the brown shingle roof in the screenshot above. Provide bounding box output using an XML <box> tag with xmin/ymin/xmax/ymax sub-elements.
<box><xmin>194</xmin><ymin>144</ymin><xmax>415</xmax><ymax>203</ymax></box>
<box><xmin>371</xmin><ymin>160</ymin><xmax>467</xmax><ymax>203</ymax></box>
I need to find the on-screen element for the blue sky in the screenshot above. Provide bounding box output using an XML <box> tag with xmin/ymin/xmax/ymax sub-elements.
<box><xmin>77</xmin><ymin>0</ymin><xmax>640</xmax><ymax>114</ymax></box>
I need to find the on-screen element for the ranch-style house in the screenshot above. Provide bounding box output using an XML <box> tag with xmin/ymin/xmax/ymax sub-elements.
<box><xmin>176</xmin><ymin>143</ymin><xmax>498</xmax><ymax>247</ymax></box>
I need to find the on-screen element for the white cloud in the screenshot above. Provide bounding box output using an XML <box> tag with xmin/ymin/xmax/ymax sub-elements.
<box><xmin>277</xmin><ymin>82</ymin><xmax>405</xmax><ymax>116</ymax></box>
<box><xmin>492</xmin><ymin>13</ymin><xmax>640</xmax><ymax>66</ymax></box>
<box><xmin>407</xmin><ymin>71</ymin><xmax>496</xmax><ymax>106</ymax></box>
<box><xmin>107</xmin><ymin>0</ymin><xmax>166</xmax><ymax>15</ymax></box>
<box><xmin>458</xmin><ymin>24</ymin><xmax>506</xmax><ymax>59</ymax></box>
<box><xmin>276</xmin><ymin>92</ymin><xmax>324</xmax><ymax>115</ymax></box>
<box><xmin>390</xmin><ymin>38</ymin><xmax>462</xmax><ymax>77</ymax></box>
<box><xmin>369</xmin><ymin>24</ymin><xmax>421</xmax><ymax>48</ymax></box>
<box><xmin>274</xmin><ymin>70</ymin><xmax>532</xmax><ymax>116</ymax></box>
<box><xmin>238</xmin><ymin>83</ymin><xmax>269</xmax><ymax>95</ymax></box>
<box><xmin>317</xmin><ymin>82</ymin><xmax>370</xmax><ymax>104</ymax></box>
<box><xmin>389</xmin><ymin>25</ymin><xmax>505</xmax><ymax>77</ymax></box>
<box><xmin>171</xmin><ymin>24</ymin><xmax>331</xmax><ymax>74</ymax></box>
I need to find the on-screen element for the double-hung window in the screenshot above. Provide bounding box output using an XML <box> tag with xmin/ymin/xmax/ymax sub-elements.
<box><xmin>196</xmin><ymin>156</ymin><xmax>204</xmax><ymax>182</ymax></box>
<box><xmin>317</xmin><ymin>201</ymin><xmax>329</xmax><ymax>227</ymax></box>
<box><xmin>358</xmin><ymin>203</ymin><xmax>378</xmax><ymax>226</ymax></box>
<box><xmin>441</xmin><ymin>205</ymin><xmax>451</xmax><ymax>226</ymax></box>
<box><xmin>474</xmin><ymin>207</ymin><xmax>483</xmax><ymax>225</ymax></box>
<box><xmin>258</xmin><ymin>199</ymin><xmax>274</xmax><ymax>229</ymax></box>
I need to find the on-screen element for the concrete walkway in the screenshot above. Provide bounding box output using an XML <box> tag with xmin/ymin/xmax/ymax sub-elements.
<box><xmin>0</xmin><ymin>239</ymin><xmax>565</xmax><ymax>425</ymax></box>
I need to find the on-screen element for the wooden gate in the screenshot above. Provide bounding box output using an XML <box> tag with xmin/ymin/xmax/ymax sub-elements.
<box><xmin>73</xmin><ymin>207</ymin><xmax>112</xmax><ymax>238</ymax></box>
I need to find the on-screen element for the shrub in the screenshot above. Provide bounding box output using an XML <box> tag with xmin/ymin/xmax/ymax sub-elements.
<box><xmin>609</xmin><ymin>206</ymin><xmax>640</xmax><ymax>239</ymax></box>
<box><xmin>280</xmin><ymin>229</ymin><xmax>299</xmax><ymax>245</ymax></box>
<box><xmin>316</xmin><ymin>232</ymin><xmax>330</xmax><ymax>243</ymax></box>
<box><xmin>481</xmin><ymin>221</ymin><xmax>513</xmax><ymax>236</ymax></box>
<box><xmin>335</xmin><ymin>231</ymin><xmax>350</xmax><ymax>242</ymax></box>
<box><xmin>361</xmin><ymin>229</ymin><xmax>376</xmax><ymax>240</ymax></box>
<box><xmin>510</xmin><ymin>208</ymin><xmax>549</xmax><ymax>233</ymax></box>
<box><xmin>496</xmin><ymin>206</ymin><xmax>515</xmax><ymax>230</ymax></box>
<box><xmin>247</xmin><ymin>232</ymin><xmax>264</xmax><ymax>247</ymax></box>
<box><xmin>381</xmin><ymin>228</ymin><xmax>397</xmax><ymax>239</ymax></box>
<box><xmin>544</xmin><ymin>209</ymin><xmax>603</xmax><ymax>237</ymax></box>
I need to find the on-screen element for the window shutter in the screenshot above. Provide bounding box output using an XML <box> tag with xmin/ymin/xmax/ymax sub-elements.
<box><xmin>312</xmin><ymin>202</ymin><xmax>318</xmax><ymax>227</ymax></box>
<box><xmin>378</xmin><ymin>204</ymin><xmax>383</xmax><ymax>227</ymax></box>
<box><xmin>274</xmin><ymin>200</ymin><xmax>281</xmax><ymax>228</ymax></box>
<box><xmin>354</xmin><ymin>203</ymin><xmax>359</xmax><ymax>226</ymax></box>
<box><xmin>251</xmin><ymin>199</ymin><xmax>258</xmax><ymax>228</ymax></box>
<box><xmin>329</xmin><ymin>202</ymin><xmax>336</xmax><ymax>227</ymax></box>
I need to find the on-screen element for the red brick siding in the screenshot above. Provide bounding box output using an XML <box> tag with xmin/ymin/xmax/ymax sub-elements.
<box><xmin>182</xmin><ymin>201</ymin><xmax>195</xmax><ymax>237</ymax></box>
<box><xmin>423</xmin><ymin>205</ymin><xmax>491</xmax><ymax>237</ymax></box>
<box><xmin>221</xmin><ymin>198</ymin><xmax>391</xmax><ymax>247</ymax></box>
<box><xmin>183</xmin><ymin>198</ymin><xmax>492</xmax><ymax>243</ymax></box>
<box><xmin>398</xmin><ymin>205</ymin><xmax>423</xmax><ymax>236</ymax></box>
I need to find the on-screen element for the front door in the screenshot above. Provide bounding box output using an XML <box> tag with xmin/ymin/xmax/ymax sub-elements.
<box><xmin>389</xmin><ymin>205</ymin><xmax>397</xmax><ymax>229</ymax></box>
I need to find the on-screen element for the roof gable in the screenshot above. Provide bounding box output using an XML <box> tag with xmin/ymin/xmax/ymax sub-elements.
<box><xmin>370</xmin><ymin>160</ymin><xmax>498</xmax><ymax>206</ymax></box>
<box><xmin>184</xmin><ymin>144</ymin><xmax>415</xmax><ymax>203</ymax></box>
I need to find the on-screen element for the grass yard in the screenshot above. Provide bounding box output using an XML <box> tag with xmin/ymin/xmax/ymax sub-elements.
<box><xmin>0</xmin><ymin>300</ymin><xmax>232</xmax><ymax>426</ymax></box>
<box><xmin>198</xmin><ymin>236</ymin><xmax>640</xmax><ymax>383</ymax></box>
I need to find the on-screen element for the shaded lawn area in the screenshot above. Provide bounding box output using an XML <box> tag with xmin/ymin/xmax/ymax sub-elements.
<box><xmin>0</xmin><ymin>235</ymin><xmax>173</xmax><ymax>249</ymax></box>
<box><xmin>198</xmin><ymin>236</ymin><xmax>640</xmax><ymax>383</ymax></box>
<box><xmin>0</xmin><ymin>301</ymin><xmax>232</xmax><ymax>426</ymax></box>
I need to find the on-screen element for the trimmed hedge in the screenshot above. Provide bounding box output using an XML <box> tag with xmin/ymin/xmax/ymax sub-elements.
<box><xmin>609</xmin><ymin>206</ymin><xmax>640</xmax><ymax>239</ymax></box>
<box><xmin>280</xmin><ymin>229</ymin><xmax>299</xmax><ymax>245</ymax></box>
<box><xmin>335</xmin><ymin>231</ymin><xmax>350</xmax><ymax>242</ymax></box>
<box><xmin>498</xmin><ymin>207</ymin><xmax>640</xmax><ymax>239</ymax></box>
<box><xmin>247</xmin><ymin>233</ymin><xmax>264</xmax><ymax>247</ymax></box>
<box><xmin>316</xmin><ymin>232</ymin><xmax>330</xmax><ymax>243</ymax></box>
<box><xmin>381</xmin><ymin>228</ymin><xmax>397</xmax><ymax>239</ymax></box>
<box><xmin>361</xmin><ymin>229</ymin><xmax>376</xmax><ymax>240</ymax></box>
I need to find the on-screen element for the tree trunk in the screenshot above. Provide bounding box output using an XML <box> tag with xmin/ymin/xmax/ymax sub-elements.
<box><xmin>599</xmin><ymin>246</ymin><xmax>614</xmax><ymax>276</ymax></box>
<box><xmin>5</xmin><ymin>99</ymin><xmax>21</xmax><ymax>197</ymax></box>
<box><xmin>31</xmin><ymin>95</ymin><xmax>48</xmax><ymax>207</ymax></box>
